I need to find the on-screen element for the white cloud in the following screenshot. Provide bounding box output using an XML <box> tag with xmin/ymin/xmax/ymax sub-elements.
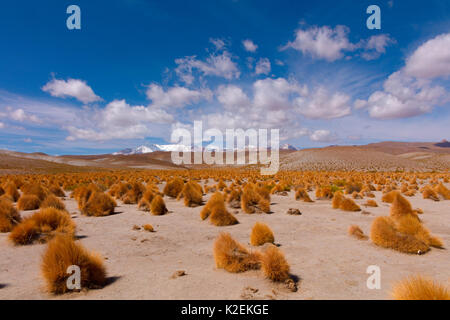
<box><xmin>242</xmin><ymin>39</ymin><xmax>258</xmax><ymax>52</ymax></box>
<box><xmin>0</xmin><ymin>122</ymin><xmax>4</xmax><ymax>129</ymax></box>
<box><xmin>146</xmin><ymin>84</ymin><xmax>212</xmax><ymax>108</ymax></box>
<box><xmin>404</xmin><ymin>33</ymin><xmax>450</xmax><ymax>79</ymax></box>
<box><xmin>366</xmin><ymin>71</ymin><xmax>447</xmax><ymax>119</ymax></box>
<box><xmin>294</xmin><ymin>87</ymin><xmax>351</xmax><ymax>119</ymax></box>
<box><xmin>283</xmin><ymin>25</ymin><xmax>356</xmax><ymax>61</ymax></box>
<box><xmin>253</xmin><ymin>78</ymin><xmax>306</xmax><ymax>111</ymax></box>
<box><xmin>216</xmin><ymin>85</ymin><xmax>251</xmax><ymax>111</ymax></box>
<box><xmin>42</xmin><ymin>78</ymin><xmax>101</xmax><ymax>104</ymax></box>
<box><xmin>175</xmin><ymin>51</ymin><xmax>240</xmax><ymax>84</ymax></box>
<box><xmin>309</xmin><ymin>129</ymin><xmax>337</xmax><ymax>142</ymax></box>
<box><xmin>283</xmin><ymin>24</ymin><xmax>394</xmax><ymax>61</ymax></box>
<box><xmin>8</xmin><ymin>107</ymin><xmax>41</xmax><ymax>123</ymax></box>
<box><xmin>209</xmin><ymin>38</ymin><xmax>226</xmax><ymax>50</ymax></box>
<box><xmin>66</xmin><ymin>99</ymin><xmax>174</xmax><ymax>141</ymax></box>
<box><xmin>254</xmin><ymin>58</ymin><xmax>271</xmax><ymax>75</ymax></box>
<box><xmin>359</xmin><ymin>33</ymin><xmax>450</xmax><ymax>119</ymax></box>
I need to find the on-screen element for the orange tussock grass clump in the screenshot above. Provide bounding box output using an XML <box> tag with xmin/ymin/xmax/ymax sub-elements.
<box><xmin>241</xmin><ymin>184</ymin><xmax>268</xmax><ymax>213</ymax></box>
<box><xmin>4</xmin><ymin>182</ymin><xmax>20</xmax><ymax>202</ymax></box>
<box><xmin>121</xmin><ymin>182</ymin><xmax>145</xmax><ymax>204</ymax></box>
<box><xmin>150</xmin><ymin>195</ymin><xmax>168</xmax><ymax>215</ymax></box>
<box><xmin>348</xmin><ymin>225</ymin><xmax>368</xmax><ymax>240</ymax></box>
<box><xmin>213</xmin><ymin>233</ymin><xmax>261</xmax><ymax>273</ymax></box>
<box><xmin>137</xmin><ymin>190</ymin><xmax>156</xmax><ymax>211</ymax></box>
<box><xmin>389</xmin><ymin>192</ymin><xmax>417</xmax><ymax>220</ymax></box>
<box><xmin>81</xmin><ymin>192</ymin><xmax>116</xmax><ymax>217</ymax></box>
<box><xmin>260</xmin><ymin>246</ymin><xmax>290</xmax><ymax>282</ymax></box>
<box><xmin>435</xmin><ymin>183</ymin><xmax>450</xmax><ymax>200</ymax></box>
<box><xmin>370</xmin><ymin>215</ymin><xmax>443</xmax><ymax>254</ymax></box>
<box><xmin>40</xmin><ymin>195</ymin><xmax>66</xmax><ymax>211</ymax></box>
<box><xmin>178</xmin><ymin>181</ymin><xmax>203</xmax><ymax>207</ymax></box>
<box><xmin>41</xmin><ymin>235</ymin><xmax>106</xmax><ymax>294</ymax></box>
<box><xmin>332</xmin><ymin>192</ymin><xmax>361</xmax><ymax>211</ymax></box>
<box><xmin>0</xmin><ymin>198</ymin><xmax>21</xmax><ymax>232</ymax></box>
<box><xmin>17</xmin><ymin>194</ymin><xmax>41</xmax><ymax>211</ymax></box>
<box><xmin>381</xmin><ymin>190</ymin><xmax>399</xmax><ymax>203</ymax></box>
<box><xmin>315</xmin><ymin>186</ymin><xmax>334</xmax><ymax>199</ymax></box>
<box><xmin>163</xmin><ymin>178</ymin><xmax>184</xmax><ymax>198</ymax></box>
<box><xmin>49</xmin><ymin>185</ymin><xmax>65</xmax><ymax>197</ymax></box>
<box><xmin>295</xmin><ymin>188</ymin><xmax>313</xmax><ymax>202</ymax></box>
<box><xmin>142</xmin><ymin>224</ymin><xmax>154</xmax><ymax>232</ymax></box>
<box><xmin>422</xmin><ymin>186</ymin><xmax>439</xmax><ymax>201</ymax></box>
<box><xmin>391</xmin><ymin>275</ymin><xmax>450</xmax><ymax>300</ymax></box>
<box><xmin>21</xmin><ymin>183</ymin><xmax>49</xmax><ymax>201</ymax></box>
<box><xmin>200</xmin><ymin>192</ymin><xmax>224</xmax><ymax>220</ymax></box>
<box><xmin>250</xmin><ymin>222</ymin><xmax>275</xmax><ymax>246</ymax></box>
<box><xmin>364</xmin><ymin>199</ymin><xmax>378</xmax><ymax>207</ymax></box>
<box><xmin>9</xmin><ymin>208</ymin><xmax>75</xmax><ymax>245</ymax></box>
<box><xmin>201</xmin><ymin>192</ymin><xmax>238</xmax><ymax>226</ymax></box>
<box><xmin>257</xmin><ymin>198</ymin><xmax>271</xmax><ymax>213</ymax></box>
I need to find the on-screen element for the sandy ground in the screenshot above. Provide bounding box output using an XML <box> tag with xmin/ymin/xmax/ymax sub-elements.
<box><xmin>0</xmin><ymin>185</ymin><xmax>449</xmax><ymax>300</ymax></box>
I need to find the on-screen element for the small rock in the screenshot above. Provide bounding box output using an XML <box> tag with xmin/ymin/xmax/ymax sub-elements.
<box><xmin>287</xmin><ymin>208</ymin><xmax>302</xmax><ymax>215</ymax></box>
<box><xmin>285</xmin><ymin>278</ymin><xmax>298</xmax><ymax>292</ymax></box>
<box><xmin>170</xmin><ymin>270</ymin><xmax>187</xmax><ymax>279</ymax></box>
<box><xmin>132</xmin><ymin>225</ymin><xmax>141</xmax><ymax>230</ymax></box>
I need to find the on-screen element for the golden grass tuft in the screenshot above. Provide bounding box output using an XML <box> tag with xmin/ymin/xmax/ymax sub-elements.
<box><xmin>81</xmin><ymin>192</ymin><xmax>116</xmax><ymax>217</ymax></box>
<box><xmin>332</xmin><ymin>192</ymin><xmax>361</xmax><ymax>211</ymax></box>
<box><xmin>4</xmin><ymin>182</ymin><xmax>20</xmax><ymax>202</ymax></box>
<box><xmin>435</xmin><ymin>183</ymin><xmax>450</xmax><ymax>200</ymax></box>
<box><xmin>0</xmin><ymin>198</ymin><xmax>21</xmax><ymax>232</ymax></box>
<box><xmin>295</xmin><ymin>188</ymin><xmax>313</xmax><ymax>202</ymax></box>
<box><xmin>17</xmin><ymin>194</ymin><xmax>41</xmax><ymax>211</ymax></box>
<box><xmin>348</xmin><ymin>225</ymin><xmax>368</xmax><ymax>240</ymax></box>
<box><xmin>422</xmin><ymin>186</ymin><xmax>440</xmax><ymax>201</ymax></box>
<box><xmin>40</xmin><ymin>195</ymin><xmax>66</xmax><ymax>211</ymax></box>
<box><xmin>178</xmin><ymin>181</ymin><xmax>203</xmax><ymax>207</ymax></box>
<box><xmin>391</xmin><ymin>275</ymin><xmax>450</xmax><ymax>300</ymax></box>
<box><xmin>260</xmin><ymin>245</ymin><xmax>290</xmax><ymax>282</ymax></box>
<box><xmin>210</xmin><ymin>204</ymin><xmax>239</xmax><ymax>226</ymax></box>
<box><xmin>382</xmin><ymin>190</ymin><xmax>398</xmax><ymax>203</ymax></box>
<box><xmin>150</xmin><ymin>195</ymin><xmax>168</xmax><ymax>215</ymax></box>
<box><xmin>389</xmin><ymin>192</ymin><xmax>416</xmax><ymax>219</ymax></box>
<box><xmin>250</xmin><ymin>222</ymin><xmax>275</xmax><ymax>246</ymax></box>
<box><xmin>163</xmin><ymin>178</ymin><xmax>184</xmax><ymax>198</ymax></box>
<box><xmin>9</xmin><ymin>208</ymin><xmax>75</xmax><ymax>245</ymax></box>
<box><xmin>41</xmin><ymin>235</ymin><xmax>106</xmax><ymax>294</ymax></box>
<box><xmin>213</xmin><ymin>233</ymin><xmax>261</xmax><ymax>273</ymax></box>
<box><xmin>364</xmin><ymin>199</ymin><xmax>378</xmax><ymax>207</ymax></box>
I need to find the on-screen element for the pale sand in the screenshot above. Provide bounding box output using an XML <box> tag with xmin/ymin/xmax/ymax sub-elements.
<box><xmin>0</xmin><ymin>187</ymin><xmax>449</xmax><ymax>300</ymax></box>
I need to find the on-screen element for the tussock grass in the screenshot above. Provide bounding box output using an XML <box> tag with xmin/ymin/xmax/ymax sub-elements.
<box><xmin>17</xmin><ymin>194</ymin><xmax>41</xmax><ymax>211</ymax></box>
<box><xmin>0</xmin><ymin>198</ymin><xmax>21</xmax><ymax>232</ymax></box>
<box><xmin>41</xmin><ymin>235</ymin><xmax>106</xmax><ymax>294</ymax></box>
<box><xmin>250</xmin><ymin>222</ymin><xmax>275</xmax><ymax>246</ymax></box>
<box><xmin>260</xmin><ymin>245</ymin><xmax>290</xmax><ymax>282</ymax></box>
<box><xmin>150</xmin><ymin>195</ymin><xmax>168</xmax><ymax>215</ymax></box>
<box><xmin>391</xmin><ymin>275</ymin><xmax>450</xmax><ymax>300</ymax></box>
<box><xmin>348</xmin><ymin>225</ymin><xmax>368</xmax><ymax>240</ymax></box>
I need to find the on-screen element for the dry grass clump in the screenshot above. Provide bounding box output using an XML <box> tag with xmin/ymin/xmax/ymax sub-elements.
<box><xmin>391</xmin><ymin>275</ymin><xmax>450</xmax><ymax>300</ymax></box>
<box><xmin>150</xmin><ymin>195</ymin><xmax>168</xmax><ymax>215</ymax></box>
<box><xmin>80</xmin><ymin>192</ymin><xmax>116</xmax><ymax>217</ymax></box>
<box><xmin>177</xmin><ymin>181</ymin><xmax>203</xmax><ymax>207</ymax></box>
<box><xmin>434</xmin><ymin>183</ymin><xmax>450</xmax><ymax>200</ymax></box>
<box><xmin>315</xmin><ymin>185</ymin><xmax>335</xmax><ymax>199</ymax></box>
<box><xmin>121</xmin><ymin>182</ymin><xmax>145</xmax><ymax>204</ymax></box>
<box><xmin>348</xmin><ymin>225</ymin><xmax>368</xmax><ymax>240</ymax></box>
<box><xmin>137</xmin><ymin>189</ymin><xmax>156</xmax><ymax>211</ymax></box>
<box><xmin>0</xmin><ymin>198</ymin><xmax>21</xmax><ymax>232</ymax></box>
<box><xmin>163</xmin><ymin>178</ymin><xmax>184</xmax><ymax>198</ymax></box>
<box><xmin>250</xmin><ymin>222</ymin><xmax>275</xmax><ymax>246</ymax></box>
<box><xmin>41</xmin><ymin>235</ymin><xmax>106</xmax><ymax>294</ymax></box>
<box><xmin>21</xmin><ymin>183</ymin><xmax>48</xmax><ymax>201</ymax></box>
<box><xmin>260</xmin><ymin>245</ymin><xmax>290</xmax><ymax>282</ymax></box>
<box><xmin>142</xmin><ymin>224</ymin><xmax>154</xmax><ymax>232</ymax></box>
<box><xmin>213</xmin><ymin>233</ymin><xmax>261</xmax><ymax>273</ymax></box>
<box><xmin>40</xmin><ymin>195</ymin><xmax>66</xmax><ymax>210</ymax></box>
<box><xmin>422</xmin><ymin>186</ymin><xmax>440</xmax><ymax>201</ymax></box>
<box><xmin>382</xmin><ymin>190</ymin><xmax>399</xmax><ymax>203</ymax></box>
<box><xmin>3</xmin><ymin>182</ymin><xmax>20</xmax><ymax>202</ymax></box>
<box><xmin>241</xmin><ymin>184</ymin><xmax>270</xmax><ymax>213</ymax></box>
<box><xmin>332</xmin><ymin>192</ymin><xmax>361</xmax><ymax>211</ymax></box>
<box><xmin>9</xmin><ymin>208</ymin><xmax>75</xmax><ymax>245</ymax></box>
<box><xmin>295</xmin><ymin>188</ymin><xmax>313</xmax><ymax>202</ymax></box>
<box><xmin>201</xmin><ymin>192</ymin><xmax>238</xmax><ymax>226</ymax></box>
<box><xmin>49</xmin><ymin>185</ymin><xmax>65</xmax><ymax>197</ymax></box>
<box><xmin>17</xmin><ymin>194</ymin><xmax>41</xmax><ymax>210</ymax></box>
<box><xmin>364</xmin><ymin>199</ymin><xmax>378</xmax><ymax>207</ymax></box>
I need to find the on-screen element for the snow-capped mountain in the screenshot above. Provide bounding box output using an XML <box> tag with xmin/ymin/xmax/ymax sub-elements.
<box><xmin>112</xmin><ymin>144</ymin><xmax>191</xmax><ymax>155</ymax></box>
<box><xmin>281</xmin><ymin>144</ymin><xmax>298</xmax><ymax>151</ymax></box>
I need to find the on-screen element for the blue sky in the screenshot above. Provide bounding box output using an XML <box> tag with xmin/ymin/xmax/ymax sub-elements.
<box><xmin>0</xmin><ymin>0</ymin><xmax>449</xmax><ymax>154</ymax></box>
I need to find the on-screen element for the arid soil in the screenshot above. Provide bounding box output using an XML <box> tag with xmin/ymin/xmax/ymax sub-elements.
<box><xmin>1</xmin><ymin>184</ymin><xmax>448</xmax><ymax>300</ymax></box>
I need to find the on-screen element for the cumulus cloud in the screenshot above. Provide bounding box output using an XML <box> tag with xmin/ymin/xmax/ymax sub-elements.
<box><xmin>283</xmin><ymin>24</ymin><xmax>394</xmax><ymax>61</ymax></box>
<box><xmin>359</xmin><ymin>33</ymin><xmax>450</xmax><ymax>119</ymax></box>
<box><xmin>254</xmin><ymin>58</ymin><xmax>271</xmax><ymax>75</ymax></box>
<box><xmin>309</xmin><ymin>129</ymin><xmax>337</xmax><ymax>142</ymax></box>
<box><xmin>146</xmin><ymin>84</ymin><xmax>212</xmax><ymax>108</ymax></box>
<box><xmin>242</xmin><ymin>39</ymin><xmax>258</xmax><ymax>52</ymax></box>
<box><xmin>8</xmin><ymin>107</ymin><xmax>41</xmax><ymax>123</ymax></box>
<box><xmin>175</xmin><ymin>51</ymin><xmax>240</xmax><ymax>84</ymax></box>
<box><xmin>216</xmin><ymin>85</ymin><xmax>251</xmax><ymax>111</ymax></box>
<box><xmin>66</xmin><ymin>99</ymin><xmax>174</xmax><ymax>141</ymax></box>
<box><xmin>283</xmin><ymin>25</ymin><xmax>356</xmax><ymax>61</ymax></box>
<box><xmin>42</xmin><ymin>78</ymin><xmax>101</xmax><ymax>104</ymax></box>
<box><xmin>294</xmin><ymin>87</ymin><xmax>351</xmax><ymax>119</ymax></box>
<box><xmin>404</xmin><ymin>33</ymin><xmax>450</xmax><ymax>79</ymax></box>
